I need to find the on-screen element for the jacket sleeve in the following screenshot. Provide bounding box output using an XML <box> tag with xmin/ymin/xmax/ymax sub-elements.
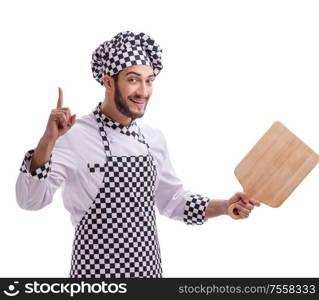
<box><xmin>15</xmin><ymin>135</ymin><xmax>76</xmax><ymax>210</ymax></box>
<box><xmin>153</xmin><ymin>130</ymin><xmax>210</xmax><ymax>225</ymax></box>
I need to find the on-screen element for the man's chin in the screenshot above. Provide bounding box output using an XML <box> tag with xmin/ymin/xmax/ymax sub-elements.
<box><xmin>131</xmin><ymin>111</ymin><xmax>145</xmax><ymax>119</ymax></box>
<box><xmin>128</xmin><ymin>106</ymin><xmax>146</xmax><ymax>119</ymax></box>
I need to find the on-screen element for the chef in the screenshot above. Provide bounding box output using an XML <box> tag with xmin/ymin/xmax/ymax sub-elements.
<box><xmin>16</xmin><ymin>31</ymin><xmax>260</xmax><ymax>278</ymax></box>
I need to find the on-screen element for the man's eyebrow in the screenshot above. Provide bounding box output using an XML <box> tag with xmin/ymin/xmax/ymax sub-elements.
<box><xmin>125</xmin><ymin>71</ymin><xmax>155</xmax><ymax>78</ymax></box>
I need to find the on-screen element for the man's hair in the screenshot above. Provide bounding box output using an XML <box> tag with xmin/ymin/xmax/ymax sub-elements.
<box><xmin>112</xmin><ymin>72</ymin><xmax>119</xmax><ymax>83</ymax></box>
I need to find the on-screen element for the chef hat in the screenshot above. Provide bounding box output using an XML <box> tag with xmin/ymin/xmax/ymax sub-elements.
<box><xmin>91</xmin><ymin>31</ymin><xmax>163</xmax><ymax>85</ymax></box>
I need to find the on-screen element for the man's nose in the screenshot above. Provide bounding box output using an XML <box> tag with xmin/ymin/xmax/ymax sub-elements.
<box><xmin>136</xmin><ymin>82</ymin><xmax>149</xmax><ymax>98</ymax></box>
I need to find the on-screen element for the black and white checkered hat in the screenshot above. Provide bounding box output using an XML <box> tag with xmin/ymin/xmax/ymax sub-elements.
<box><xmin>91</xmin><ymin>31</ymin><xmax>163</xmax><ymax>85</ymax></box>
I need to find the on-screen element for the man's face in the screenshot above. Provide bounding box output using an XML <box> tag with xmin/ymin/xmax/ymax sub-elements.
<box><xmin>113</xmin><ymin>65</ymin><xmax>154</xmax><ymax>120</ymax></box>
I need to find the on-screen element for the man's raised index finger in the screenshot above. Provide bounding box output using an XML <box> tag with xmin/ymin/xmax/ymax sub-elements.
<box><xmin>57</xmin><ymin>87</ymin><xmax>63</xmax><ymax>108</ymax></box>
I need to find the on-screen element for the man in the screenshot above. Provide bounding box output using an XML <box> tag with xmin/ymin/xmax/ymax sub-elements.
<box><xmin>16</xmin><ymin>31</ymin><xmax>260</xmax><ymax>278</ymax></box>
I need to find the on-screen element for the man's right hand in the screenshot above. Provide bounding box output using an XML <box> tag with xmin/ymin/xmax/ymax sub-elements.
<box><xmin>42</xmin><ymin>87</ymin><xmax>77</xmax><ymax>143</ymax></box>
<box><xmin>30</xmin><ymin>88</ymin><xmax>76</xmax><ymax>172</ymax></box>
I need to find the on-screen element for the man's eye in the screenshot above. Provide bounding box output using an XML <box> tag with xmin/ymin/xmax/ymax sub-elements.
<box><xmin>128</xmin><ymin>78</ymin><xmax>137</xmax><ymax>83</ymax></box>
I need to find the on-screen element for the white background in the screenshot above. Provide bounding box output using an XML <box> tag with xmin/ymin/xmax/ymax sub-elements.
<box><xmin>1</xmin><ymin>0</ymin><xmax>318</xmax><ymax>277</ymax></box>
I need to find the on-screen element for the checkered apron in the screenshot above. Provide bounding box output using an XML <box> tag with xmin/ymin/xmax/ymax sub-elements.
<box><xmin>69</xmin><ymin>109</ymin><xmax>162</xmax><ymax>278</ymax></box>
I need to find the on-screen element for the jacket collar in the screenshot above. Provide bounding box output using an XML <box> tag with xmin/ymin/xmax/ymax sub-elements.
<box><xmin>93</xmin><ymin>102</ymin><xmax>140</xmax><ymax>137</ymax></box>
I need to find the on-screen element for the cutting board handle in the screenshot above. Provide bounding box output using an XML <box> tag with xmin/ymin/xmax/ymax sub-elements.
<box><xmin>228</xmin><ymin>202</ymin><xmax>244</xmax><ymax>220</ymax></box>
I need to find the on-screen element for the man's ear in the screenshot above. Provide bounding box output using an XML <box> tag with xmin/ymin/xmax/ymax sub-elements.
<box><xmin>103</xmin><ymin>75</ymin><xmax>113</xmax><ymax>89</ymax></box>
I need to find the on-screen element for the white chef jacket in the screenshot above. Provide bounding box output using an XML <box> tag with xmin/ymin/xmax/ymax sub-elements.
<box><xmin>16</xmin><ymin>104</ymin><xmax>210</xmax><ymax>227</ymax></box>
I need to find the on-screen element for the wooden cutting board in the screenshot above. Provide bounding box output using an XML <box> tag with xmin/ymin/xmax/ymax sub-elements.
<box><xmin>228</xmin><ymin>121</ymin><xmax>319</xmax><ymax>219</ymax></box>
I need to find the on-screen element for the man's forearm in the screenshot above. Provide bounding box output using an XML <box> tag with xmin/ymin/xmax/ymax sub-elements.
<box><xmin>30</xmin><ymin>137</ymin><xmax>56</xmax><ymax>172</ymax></box>
<box><xmin>204</xmin><ymin>199</ymin><xmax>229</xmax><ymax>219</ymax></box>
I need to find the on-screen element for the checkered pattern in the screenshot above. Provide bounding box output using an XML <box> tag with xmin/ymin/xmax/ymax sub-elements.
<box><xmin>70</xmin><ymin>154</ymin><xmax>161</xmax><ymax>278</ymax></box>
<box><xmin>19</xmin><ymin>149</ymin><xmax>52</xmax><ymax>180</ymax></box>
<box><xmin>91</xmin><ymin>31</ymin><xmax>163</xmax><ymax>85</ymax></box>
<box><xmin>70</xmin><ymin>104</ymin><xmax>162</xmax><ymax>278</ymax></box>
<box><xmin>93</xmin><ymin>103</ymin><xmax>148</xmax><ymax>152</ymax></box>
<box><xmin>183</xmin><ymin>194</ymin><xmax>210</xmax><ymax>225</ymax></box>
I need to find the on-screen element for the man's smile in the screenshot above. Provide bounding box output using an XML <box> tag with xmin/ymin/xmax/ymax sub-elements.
<box><xmin>128</xmin><ymin>96</ymin><xmax>146</xmax><ymax>108</ymax></box>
